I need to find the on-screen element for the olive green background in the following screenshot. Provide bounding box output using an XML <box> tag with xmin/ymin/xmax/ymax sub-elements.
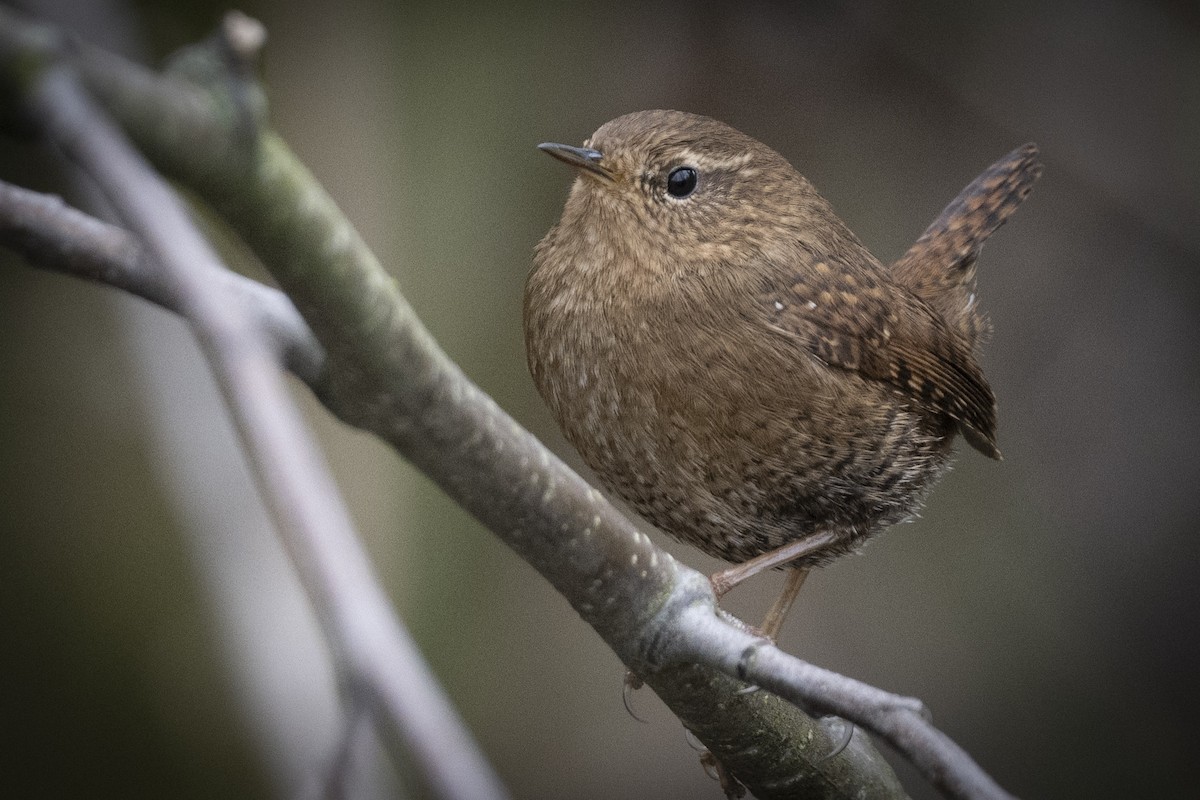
<box><xmin>1</xmin><ymin>0</ymin><xmax>1197</xmax><ymax>798</ymax></box>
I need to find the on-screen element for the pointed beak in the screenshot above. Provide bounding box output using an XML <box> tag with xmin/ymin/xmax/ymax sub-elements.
<box><xmin>538</xmin><ymin>142</ymin><xmax>614</xmax><ymax>181</ymax></box>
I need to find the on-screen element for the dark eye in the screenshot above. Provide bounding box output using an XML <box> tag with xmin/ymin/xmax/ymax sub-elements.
<box><xmin>666</xmin><ymin>166</ymin><xmax>698</xmax><ymax>198</ymax></box>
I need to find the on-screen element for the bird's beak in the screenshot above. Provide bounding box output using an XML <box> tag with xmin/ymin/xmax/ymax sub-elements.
<box><xmin>538</xmin><ymin>142</ymin><xmax>614</xmax><ymax>181</ymax></box>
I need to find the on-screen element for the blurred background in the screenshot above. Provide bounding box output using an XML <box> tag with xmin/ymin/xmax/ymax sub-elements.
<box><xmin>1</xmin><ymin>0</ymin><xmax>1197</xmax><ymax>797</ymax></box>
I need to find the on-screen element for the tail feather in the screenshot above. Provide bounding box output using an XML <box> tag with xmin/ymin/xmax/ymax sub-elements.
<box><xmin>891</xmin><ymin>143</ymin><xmax>1043</xmax><ymax>349</ymax></box>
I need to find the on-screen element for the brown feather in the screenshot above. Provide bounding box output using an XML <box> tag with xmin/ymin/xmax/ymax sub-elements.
<box><xmin>891</xmin><ymin>143</ymin><xmax>1043</xmax><ymax>348</ymax></box>
<box><xmin>760</xmin><ymin>254</ymin><xmax>1000</xmax><ymax>459</ymax></box>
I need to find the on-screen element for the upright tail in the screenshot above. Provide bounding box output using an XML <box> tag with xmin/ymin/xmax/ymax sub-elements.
<box><xmin>891</xmin><ymin>143</ymin><xmax>1043</xmax><ymax>350</ymax></box>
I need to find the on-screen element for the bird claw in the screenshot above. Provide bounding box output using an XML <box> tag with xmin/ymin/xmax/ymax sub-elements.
<box><xmin>622</xmin><ymin>669</ymin><xmax>648</xmax><ymax>723</ymax></box>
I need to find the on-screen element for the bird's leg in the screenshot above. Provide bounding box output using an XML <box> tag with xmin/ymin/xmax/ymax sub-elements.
<box><xmin>710</xmin><ymin>528</ymin><xmax>837</xmax><ymax>598</ymax></box>
<box><xmin>759</xmin><ymin>567</ymin><xmax>809</xmax><ymax>641</ymax></box>
<box><xmin>710</xmin><ymin>529</ymin><xmax>836</xmax><ymax>640</ymax></box>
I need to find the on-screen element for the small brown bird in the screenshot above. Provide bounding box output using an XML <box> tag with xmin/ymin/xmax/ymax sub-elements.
<box><xmin>525</xmin><ymin>110</ymin><xmax>1040</xmax><ymax>636</ymax></box>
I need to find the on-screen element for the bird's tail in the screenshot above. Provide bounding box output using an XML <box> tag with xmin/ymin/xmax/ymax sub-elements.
<box><xmin>891</xmin><ymin>143</ymin><xmax>1043</xmax><ymax>350</ymax></box>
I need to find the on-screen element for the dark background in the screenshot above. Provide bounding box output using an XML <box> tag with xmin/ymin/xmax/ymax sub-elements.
<box><xmin>1</xmin><ymin>0</ymin><xmax>1197</xmax><ymax>797</ymax></box>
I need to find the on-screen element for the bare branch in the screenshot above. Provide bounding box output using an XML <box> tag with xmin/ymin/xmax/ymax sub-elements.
<box><xmin>4</xmin><ymin>23</ymin><xmax>506</xmax><ymax>800</ymax></box>
<box><xmin>0</xmin><ymin>178</ymin><xmax>324</xmax><ymax>383</ymax></box>
<box><xmin>667</xmin><ymin>606</ymin><xmax>1014</xmax><ymax>800</ymax></box>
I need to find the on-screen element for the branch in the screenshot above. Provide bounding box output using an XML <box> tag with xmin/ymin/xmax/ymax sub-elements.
<box><xmin>0</xmin><ymin>179</ymin><xmax>324</xmax><ymax>383</ymax></box>
<box><xmin>0</xmin><ymin>9</ymin><xmax>1017</xmax><ymax>800</ymax></box>
<box><xmin>1</xmin><ymin>19</ymin><xmax>506</xmax><ymax>800</ymax></box>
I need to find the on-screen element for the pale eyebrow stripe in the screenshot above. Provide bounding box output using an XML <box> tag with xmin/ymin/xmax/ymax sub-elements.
<box><xmin>671</xmin><ymin>149</ymin><xmax>755</xmax><ymax>170</ymax></box>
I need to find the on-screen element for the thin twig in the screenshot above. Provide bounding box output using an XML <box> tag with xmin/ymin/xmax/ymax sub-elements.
<box><xmin>0</xmin><ymin>179</ymin><xmax>324</xmax><ymax>383</ymax></box>
<box><xmin>669</xmin><ymin>606</ymin><xmax>1014</xmax><ymax>800</ymax></box>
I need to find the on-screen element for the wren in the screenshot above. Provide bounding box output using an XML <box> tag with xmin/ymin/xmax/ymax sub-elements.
<box><xmin>525</xmin><ymin>110</ymin><xmax>1040</xmax><ymax>634</ymax></box>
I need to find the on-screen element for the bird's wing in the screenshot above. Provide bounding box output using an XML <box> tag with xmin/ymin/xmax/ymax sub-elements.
<box><xmin>759</xmin><ymin>257</ymin><xmax>1000</xmax><ymax>458</ymax></box>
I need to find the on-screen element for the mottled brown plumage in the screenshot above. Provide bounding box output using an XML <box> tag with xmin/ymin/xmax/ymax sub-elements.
<box><xmin>525</xmin><ymin>110</ymin><xmax>1039</xmax><ymax>599</ymax></box>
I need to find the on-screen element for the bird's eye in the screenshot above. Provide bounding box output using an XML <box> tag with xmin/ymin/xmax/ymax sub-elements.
<box><xmin>666</xmin><ymin>166</ymin><xmax>698</xmax><ymax>198</ymax></box>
